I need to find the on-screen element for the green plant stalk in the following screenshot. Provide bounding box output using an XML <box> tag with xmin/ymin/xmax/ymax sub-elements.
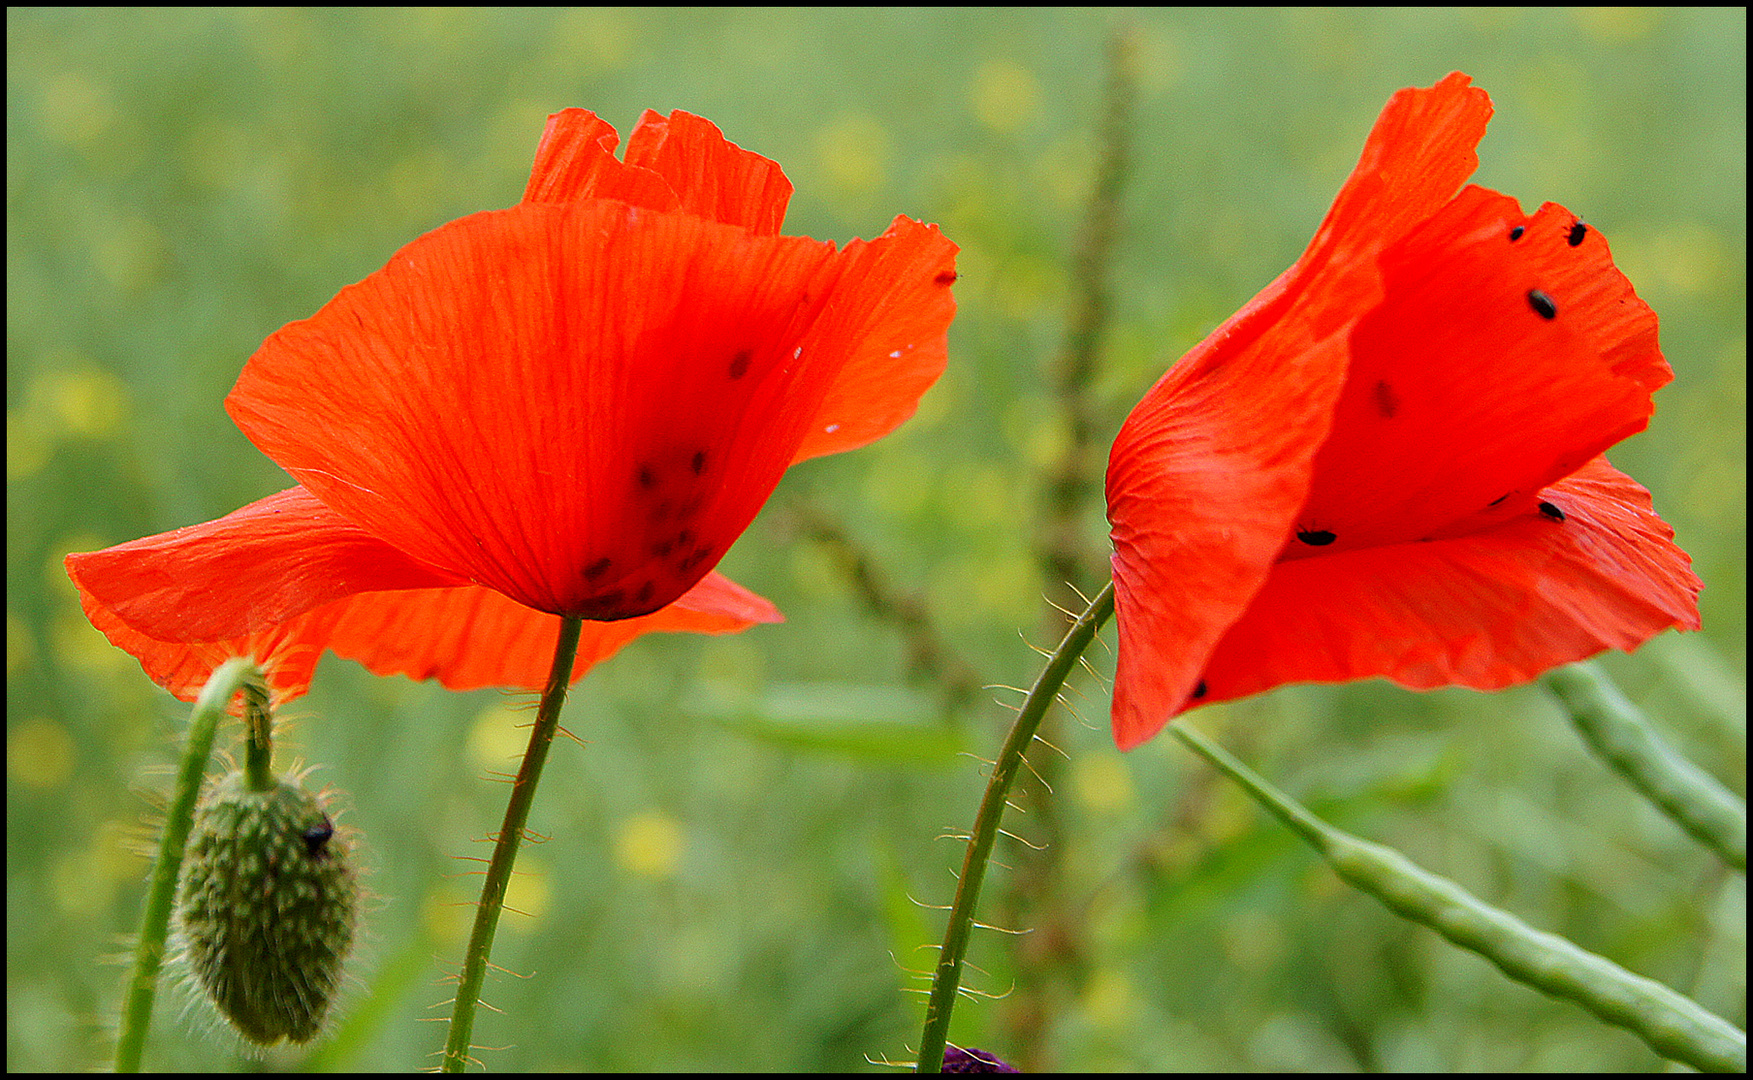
<box><xmin>1545</xmin><ymin>661</ymin><xmax>1746</xmax><ymax>871</ymax></box>
<box><xmin>441</xmin><ymin>614</ymin><xmax>583</xmax><ymax>1072</ymax></box>
<box><xmin>114</xmin><ymin>657</ymin><xmax>267</xmax><ymax>1072</ymax></box>
<box><xmin>915</xmin><ymin>580</ymin><xmax>1114</xmax><ymax>1073</ymax></box>
<box><xmin>1170</xmin><ymin>721</ymin><xmax>1748</xmax><ymax>1074</ymax></box>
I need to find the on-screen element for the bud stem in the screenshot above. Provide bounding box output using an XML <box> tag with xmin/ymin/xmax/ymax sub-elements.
<box><xmin>241</xmin><ymin>674</ymin><xmax>275</xmax><ymax>792</ymax></box>
<box><xmin>115</xmin><ymin>657</ymin><xmax>268</xmax><ymax>1072</ymax></box>
<box><xmin>441</xmin><ymin>614</ymin><xmax>584</xmax><ymax>1072</ymax></box>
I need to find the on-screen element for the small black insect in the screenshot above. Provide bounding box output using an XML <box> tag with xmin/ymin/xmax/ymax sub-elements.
<box><xmin>1508</xmin><ymin>225</ymin><xmax>1525</xmax><ymax>241</ymax></box>
<box><xmin>1538</xmin><ymin>501</ymin><xmax>1566</xmax><ymax>522</ymax></box>
<box><xmin>1295</xmin><ymin>528</ymin><xmax>1337</xmax><ymax>546</ymax></box>
<box><xmin>302</xmin><ymin>818</ymin><xmax>335</xmax><ymax>859</ymax></box>
<box><xmin>1190</xmin><ymin>680</ymin><xmax>1208</xmax><ymax>701</ymax></box>
<box><xmin>1567</xmin><ymin>221</ymin><xmax>1588</xmax><ymax>247</ymax></box>
<box><xmin>1527</xmin><ymin>289</ymin><xmax>1558</xmax><ymax>320</ymax></box>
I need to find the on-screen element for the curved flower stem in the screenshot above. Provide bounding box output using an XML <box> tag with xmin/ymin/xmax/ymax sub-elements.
<box><xmin>114</xmin><ymin>657</ymin><xmax>268</xmax><ymax>1073</ymax></box>
<box><xmin>915</xmin><ymin>581</ymin><xmax>1114</xmax><ymax>1073</ymax></box>
<box><xmin>442</xmin><ymin>614</ymin><xmax>583</xmax><ymax>1073</ymax></box>
<box><xmin>1170</xmin><ymin>721</ymin><xmax>1747</xmax><ymax>1074</ymax></box>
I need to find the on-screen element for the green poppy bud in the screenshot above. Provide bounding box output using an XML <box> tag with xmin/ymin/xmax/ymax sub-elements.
<box><xmin>176</xmin><ymin>770</ymin><xmax>358</xmax><ymax>1045</ymax></box>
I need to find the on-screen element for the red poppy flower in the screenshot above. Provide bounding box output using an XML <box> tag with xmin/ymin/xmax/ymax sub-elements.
<box><xmin>66</xmin><ymin>108</ymin><xmax>957</xmax><ymax>703</ymax></box>
<box><xmin>1105</xmin><ymin>72</ymin><xmax>1700</xmax><ymax>751</ymax></box>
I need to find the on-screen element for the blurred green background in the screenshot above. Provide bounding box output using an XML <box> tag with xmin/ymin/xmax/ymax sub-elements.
<box><xmin>8</xmin><ymin>8</ymin><xmax>1743</xmax><ymax>1072</ymax></box>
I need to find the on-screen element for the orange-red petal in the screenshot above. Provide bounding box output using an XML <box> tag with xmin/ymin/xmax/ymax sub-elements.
<box><xmin>1106</xmin><ymin>73</ymin><xmax>1493</xmax><ymax>749</ymax></box>
<box><xmin>1294</xmin><ymin>189</ymin><xmax>1669</xmax><ymax>554</ymax></box>
<box><xmin>70</xmin><ymin>568</ymin><xmax>779</xmax><ymax>706</ymax></box>
<box><xmin>792</xmin><ymin>215</ymin><xmax>959</xmax><ymax>462</ymax></box>
<box><xmin>1191</xmin><ymin>458</ymin><xmax>1700</xmax><ymax>708</ymax></box>
<box><xmin>1296</xmin><ymin>72</ymin><xmax>1491</xmax><ymax>301</ymax></box>
<box><xmin>70</xmin><ymin>581</ymin><xmax>346</xmax><ymax>707</ymax></box>
<box><xmin>522</xmin><ymin>108</ymin><xmax>794</xmax><ymax>234</ymax></box>
<box><xmin>227</xmin><ymin>202</ymin><xmax>842</xmax><ymax>618</ymax></box>
<box><xmin>322</xmin><ymin>570</ymin><xmax>781</xmax><ymax>693</ymax></box>
<box><xmin>64</xmin><ymin>486</ymin><xmax>465</xmax><ymax>644</ymax></box>
<box><xmin>621</xmin><ymin>109</ymin><xmax>793</xmax><ymax>234</ymax></box>
<box><xmin>521</xmin><ymin>108</ymin><xmax>681</xmax><ymax>212</ymax></box>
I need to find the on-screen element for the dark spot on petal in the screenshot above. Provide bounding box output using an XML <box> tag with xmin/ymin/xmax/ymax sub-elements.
<box><xmin>1527</xmin><ymin>289</ymin><xmax>1557</xmax><ymax>320</ymax></box>
<box><xmin>676</xmin><ymin>529</ymin><xmax>694</xmax><ymax>548</ymax></box>
<box><xmin>1538</xmin><ymin>501</ymin><xmax>1566</xmax><ymax>522</ymax></box>
<box><xmin>1190</xmin><ymin>680</ymin><xmax>1207</xmax><ymax>701</ymax></box>
<box><xmin>650</xmin><ymin>539</ymin><xmax>674</xmax><ymax>557</ymax></box>
<box><xmin>1372</xmin><ymin>379</ymin><xmax>1399</xmax><ymax>419</ymax></box>
<box><xmin>934</xmin><ymin>270</ymin><xmax>958</xmax><ymax>285</ymax></box>
<box><xmin>1508</xmin><ymin>225</ymin><xmax>1525</xmax><ymax>241</ymax></box>
<box><xmin>1567</xmin><ymin>221</ymin><xmax>1588</xmax><ymax>247</ymax></box>
<box><xmin>678</xmin><ymin>544</ymin><xmax>714</xmax><ymax>573</ymax></box>
<box><xmin>572</xmin><ymin>586</ymin><xmax>675</xmax><ymax>620</ymax></box>
<box><xmin>302</xmin><ymin>818</ymin><xmax>333</xmax><ymax>860</ymax></box>
<box><xmin>1487</xmin><ymin>492</ymin><xmax>1511</xmax><ymax>508</ymax></box>
<box><xmin>637</xmin><ymin>463</ymin><xmax>658</xmax><ymax>489</ymax></box>
<box><xmin>691</xmin><ymin>449</ymin><xmax>707</xmax><ymax>475</ymax></box>
<box><xmin>729</xmin><ymin>350</ymin><xmax>752</xmax><ymax>380</ymax></box>
<box><xmin>584</xmin><ymin>557</ymin><xmax>613</xmax><ymax>580</ymax></box>
<box><xmin>1296</xmin><ymin>528</ymin><xmax>1337</xmax><ymax>546</ymax></box>
<box><xmin>590</xmin><ymin>589</ymin><xmax>625</xmax><ymax>613</ymax></box>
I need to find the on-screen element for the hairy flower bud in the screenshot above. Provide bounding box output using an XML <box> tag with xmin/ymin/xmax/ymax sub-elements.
<box><xmin>176</xmin><ymin>770</ymin><xmax>358</xmax><ymax>1045</ymax></box>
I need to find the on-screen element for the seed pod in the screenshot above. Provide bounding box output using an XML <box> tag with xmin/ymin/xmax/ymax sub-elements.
<box><xmin>176</xmin><ymin>771</ymin><xmax>358</xmax><ymax>1045</ymax></box>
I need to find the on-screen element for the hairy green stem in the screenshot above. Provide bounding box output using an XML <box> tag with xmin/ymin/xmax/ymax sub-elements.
<box><xmin>114</xmin><ymin>657</ymin><xmax>268</xmax><ymax>1072</ymax></box>
<box><xmin>442</xmin><ymin>614</ymin><xmax>583</xmax><ymax>1072</ymax></box>
<box><xmin>915</xmin><ymin>581</ymin><xmax>1114</xmax><ymax>1072</ymax></box>
<box><xmin>1171</xmin><ymin>721</ymin><xmax>1747</xmax><ymax>1073</ymax></box>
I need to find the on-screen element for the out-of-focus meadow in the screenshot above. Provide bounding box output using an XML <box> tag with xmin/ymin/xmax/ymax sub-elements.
<box><xmin>8</xmin><ymin>8</ymin><xmax>1743</xmax><ymax>1071</ymax></box>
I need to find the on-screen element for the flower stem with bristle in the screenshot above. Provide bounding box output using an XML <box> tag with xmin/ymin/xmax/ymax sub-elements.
<box><xmin>915</xmin><ymin>582</ymin><xmax>1114</xmax><ymax>1072</ymax></box>
<box><xmin>442</xmin><ymin>614</ymin><xmax>584</xmax><ymax>1072</ymax></box>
